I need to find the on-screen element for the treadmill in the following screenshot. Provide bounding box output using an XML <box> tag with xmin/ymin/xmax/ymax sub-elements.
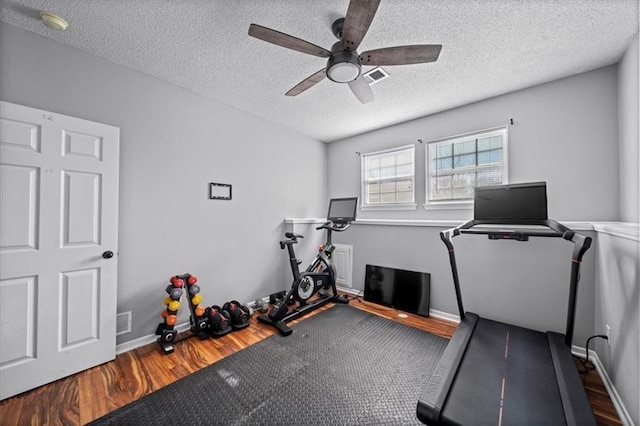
<box><xmin>417</xmin><ymin>182</ymin><xmax>596</xmax><ymax>425</ymax></box>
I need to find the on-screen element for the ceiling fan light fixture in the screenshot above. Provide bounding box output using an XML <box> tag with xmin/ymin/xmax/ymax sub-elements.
<box><xmin>326</xmin><ymin>51</ymin><xmax>361</xmax><ymax>83</ymax></box>
<box><xmin>38</xmin><ymin>11</ymin><xmax>69</xmax><ymax>31</ymax></box>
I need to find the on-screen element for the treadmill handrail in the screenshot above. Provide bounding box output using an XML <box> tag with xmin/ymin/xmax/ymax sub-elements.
<box><xmin>439</xmin><ymin>218</ymin><xmax>592</xmax><ymax>346</ymax></box>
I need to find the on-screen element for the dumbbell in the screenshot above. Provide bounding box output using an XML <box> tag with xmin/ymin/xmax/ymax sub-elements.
<box><xmin>165</xmin><ymin>284</ymin><xmax>183</xmax><ymax>300</ymax></box>
<box><xmin>207</xmin><ymin>305</ymin><xmax>231</xmax><ymax>336</ymax></box>
<box><xmin>223</xmin><ymin>300</ymin><xmax>251</xmax><ymax>329</ymax></box>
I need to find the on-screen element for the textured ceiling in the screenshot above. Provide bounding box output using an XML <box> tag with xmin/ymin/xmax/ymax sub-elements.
<box><xmin>0</xmin><ymin>0</ymin><xmax>638</xmax><ymax>142</ymax></box>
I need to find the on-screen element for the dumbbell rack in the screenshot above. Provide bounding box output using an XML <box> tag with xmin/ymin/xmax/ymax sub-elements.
<box><xmin>155</xmin><ymin>273</ymin><xmax>209</xmax><ymax>355</ymax></box>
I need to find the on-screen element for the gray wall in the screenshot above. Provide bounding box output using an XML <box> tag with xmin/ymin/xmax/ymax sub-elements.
<box><xmin>327</xmin><ymin>66</ymin><xmax>619</xmax><ymax>344</ymax></box>
<box><xmin>331</xmin><ymin>223</ymin><xmax>596</xmax><ymax>346</ymax></box>
<box><xmin>595</xmin><ymin>32</ymin><xmax>639</xmax><ymax>425</ymax></box>
<box><xmin>0</xmin><ymin>23</ymin><xmax>329</xmax><ymax>344</ymax></box>
<box><xmin>618</xmin><ymin>33</ymin><xmax>639</xmax><ymax>223</ymax></box>
<box><xmin>328</xmin><ymin>65</ymin><xmax>620</xmax><ymax>222</ymax></box>
<box><xmin>594</xmin><ymin>231</ymin><xmax>639</xmax><ymax>424</ymax></box>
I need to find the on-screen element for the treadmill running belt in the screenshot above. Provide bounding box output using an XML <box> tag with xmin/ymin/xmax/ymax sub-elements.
<box><xmin>440</xmin><ymin>318</ymin><xmax>565</xmax><ymax>425</ymax></box>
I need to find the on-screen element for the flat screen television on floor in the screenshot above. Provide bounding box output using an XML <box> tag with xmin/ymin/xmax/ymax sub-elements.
<box><xmin>364</xmin><ymin>264</ymin><xmax>430</xmax><ymax>317</ymax></box>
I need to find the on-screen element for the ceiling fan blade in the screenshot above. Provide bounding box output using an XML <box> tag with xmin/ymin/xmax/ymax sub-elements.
<box><xmin>360</xmin><ymin>45</ymin><xmax>442</xmax><ymax>66</ymax></box>
<box><xmin>286</xmin><ymin>69</ymin><xmax>327</xmax><ymax>96</ymax></box>
<box><xmin>249</xmin><ymin>24</ymin><xmax>331</xmax><ymax>58</ymax></box>
<box><xmin>341</xmin><ymin>0</ymin><xmax>381</xmax><ymax>51</ymax></box>
<box><xmin>348</xmin><ymin>75</ymin><xmax>374</xmax><ymax>104</ymax></box>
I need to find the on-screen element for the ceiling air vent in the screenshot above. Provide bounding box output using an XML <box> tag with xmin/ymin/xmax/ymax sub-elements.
<box><xmin>363</xmin><ymin>67</ymin><xmax>389</xmax><ymax>85</ymax></box>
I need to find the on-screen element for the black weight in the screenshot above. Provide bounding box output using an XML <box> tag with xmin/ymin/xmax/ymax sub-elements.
<box><xmin>165</xmin><ymin>285</ymin><xmax>183</xmax><ymax>300</ymax></box>
<box><xmin>224</xmin><ymin>300</ymin><xmax>250</xmax><ymax>329</ymax></box>
<box><xmin>208</xmin><ymin>305</ymin><xmax>230</xmax><ymax>331</ymax></box>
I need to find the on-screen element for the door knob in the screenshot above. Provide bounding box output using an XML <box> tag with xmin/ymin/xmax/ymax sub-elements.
<box><xmin>102</xmin><ymin>251</ymin><xmax>114</xmax><ymax>259</ymax></box>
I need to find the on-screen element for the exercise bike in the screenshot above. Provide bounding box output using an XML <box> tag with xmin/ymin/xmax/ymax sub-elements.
<box><xmin>257</xmin><ymin>197</ymin><xmax>357</xmax><ymax>336</ymax></box>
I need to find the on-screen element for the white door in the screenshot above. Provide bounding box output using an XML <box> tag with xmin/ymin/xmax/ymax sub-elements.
<box><xmin>0</xmin><ymin>101</ymin><xmax>120</xmax><ymax>400</ymax></box>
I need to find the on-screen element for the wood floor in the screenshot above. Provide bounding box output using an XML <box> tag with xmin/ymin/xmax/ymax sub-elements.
<box><xmin>0</xmin><ymin>296</ymin><xmax>621</xmax><ymax>425</ymax></box>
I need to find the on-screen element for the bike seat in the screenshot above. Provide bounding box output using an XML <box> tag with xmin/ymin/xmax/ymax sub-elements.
<box><xmin>285</xmin><ymin>232</ymin><xmax>304</xmax><ymax>240</ymax></box>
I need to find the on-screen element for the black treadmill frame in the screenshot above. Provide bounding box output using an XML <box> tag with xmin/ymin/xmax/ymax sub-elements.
<box><xmin>417</xmin><ymin>218</ymin><xmax>595</xmax><ymax>425</ymax></box>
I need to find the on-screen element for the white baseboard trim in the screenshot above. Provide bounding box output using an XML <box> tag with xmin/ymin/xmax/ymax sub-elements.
<box><xmin>588</xmin><ymin>350</ymin><xmax>634</xmax><ymax>425</ymax></box>
<box><xmin>336</xmin><ymin>285</ymin><xmax>461</xmax><ymax>323</ymax></box>
<box><xmin>429</xmin><ymin>309</ymin><xmax>461</xmax><ymax>323</ymax></box>
<box><xmin>116</xmin><ymin>297</ymin><xmax>270</xmax><ymax>355</ymax></box>
<box><xmin>337</xmin><ymin>285</ymin><xmax>361</xmax><ymax>296</ymax></box>
<box><xmin>116</xmin><ymin>321</ymin><xmax>192</xmax><ymax>355</ymax></box>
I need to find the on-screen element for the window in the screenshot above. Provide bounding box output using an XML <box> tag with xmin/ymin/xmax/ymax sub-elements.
<box><xmin>426</xmin><ymin>127</ymin><xmax>508</xmax><ymax>205</ymax></box>
<box><xmin>361</xmin><ymin>145</ymin><xmax>415</xmax><ymax>209</ymax></box>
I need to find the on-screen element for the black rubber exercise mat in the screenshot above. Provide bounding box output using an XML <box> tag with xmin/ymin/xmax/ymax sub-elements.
<box><xmin>90</xmin><ymin>304</ymin><xmax>447</xmax><ymax>425</ymax></box>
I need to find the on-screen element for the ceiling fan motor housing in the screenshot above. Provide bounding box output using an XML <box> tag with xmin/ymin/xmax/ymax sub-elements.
<box><xmin>326</xmin><ymin>41</ymin><xmax>361</xmax><ymax>83</ymax></box>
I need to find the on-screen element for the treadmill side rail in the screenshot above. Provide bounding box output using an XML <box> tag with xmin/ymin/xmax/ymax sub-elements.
<box><xmin>417</xmin><ymin>312</ymin><xmax>479</xmax><ymax>424</ymax></box>
<box><xmin>547</xmin><ymin>332</ymin><xmax>597</xmax><ymax>425</ymax></box>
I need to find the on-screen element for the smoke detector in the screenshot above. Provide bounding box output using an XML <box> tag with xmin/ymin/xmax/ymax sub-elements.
<box><xmin>39</xmin><ymin>11</ymin><xmax>69</xmax><ymax>31</ymax></box>
<box><xmin>363</xmin><ymin>67</ymin><xmax>389</xmax><ymax>85</ymax></box>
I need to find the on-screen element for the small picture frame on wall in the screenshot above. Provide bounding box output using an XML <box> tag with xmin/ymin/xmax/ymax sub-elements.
<box><xmin>209</xmin><ymin>183</ymin><xmax>232</xmax><ymax>200</ymax></box>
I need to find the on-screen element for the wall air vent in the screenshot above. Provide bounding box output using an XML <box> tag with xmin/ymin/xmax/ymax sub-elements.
<box><xmin>116</xmin><ymin>311</ymin><xmax>132</xmax><ymax>335</ymax></box>
<box><xmin>363</xmin><ymin>67</ymin><xmax>389</xmax><ymax>85</ymax></box>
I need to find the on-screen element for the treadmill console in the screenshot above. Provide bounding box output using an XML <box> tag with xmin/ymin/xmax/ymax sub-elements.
<box><xmin>474</xmin><ymin>181</ymin><xmax>548</xmax><ymax>223</ymax></box>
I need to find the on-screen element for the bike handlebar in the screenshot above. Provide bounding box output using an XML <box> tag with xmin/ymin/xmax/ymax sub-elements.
<box><xmin>315</xmin><ymin>221</ymin><xmax>352</xmax><ymax>232</ymax></box>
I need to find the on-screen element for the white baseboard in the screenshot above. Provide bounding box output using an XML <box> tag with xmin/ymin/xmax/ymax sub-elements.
<box><xmin>116</xmin><ymin>298</ymin><xmax>269</xmax><ymax>355</ymax></box>
<box><xmin>570</xmin><ymin>347</ymin><xmax>633</xmax><ymax>425</ymax></box>
<box><xmin>336</xmin><ymin>285</ymin><xmax>461</xmax><ymax>323</ymax></box>
<box><xmin>337</xmin><ymin>285</ymin><xmax>360</xmax><ymax>296</ymax></box>
<box><xmin>428</xmin><ymin>309</ymin><xmax>461</xmax><ymax>323</ymax></box>
<box><xmin>116</xmin><ymin>321</ymin><xmax>192</xmax><ymax>355</ymax></box>
<box><xmin>119</xmin><ymin>290</ymin><xmax>373</xmax><ymax>355</ymax></box>
<box><xmin>588</xmin><ymin>350</ymin><xmax>634</xmax><ymax>425</ymax></box>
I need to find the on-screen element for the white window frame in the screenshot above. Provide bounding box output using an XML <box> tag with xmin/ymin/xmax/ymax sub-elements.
<box><xmin>424</xmin><ymin>126</ymin><xmax>509</xmax><ymax>209</ymax></box>
<box><xmin>361</xmin><ymin>144</ymin><xmax>417</xmax><ymax>210</ymax></box>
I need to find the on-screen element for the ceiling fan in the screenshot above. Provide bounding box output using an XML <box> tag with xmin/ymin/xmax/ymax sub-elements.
<box><xmin>248</xmin><ymin>0</ymin><xmax>442</xmax><ymax>104</ymax></box>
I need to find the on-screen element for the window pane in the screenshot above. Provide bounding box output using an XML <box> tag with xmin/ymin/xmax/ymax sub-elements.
<box><xmin>477</xmin><ymin>168</ymin><xmax>503</xmax><ymax>186</ymax></box>
<box><xmin>380</xmin><ymin>181</ymin><xmax>396</xmax><ymax>193</ymax></box>
<box><xmin>477</xmin><ymin>136</ymin><xmax>502</xmax><ymax>151</ymax></box>
<box><xmin>396</xmin><ymin>164</ymin><xmax>412</xmax><ymax>176</ymax></box>
<box><xmin>437</xmin><ymin>144</ymin><xmax>452</xmax><ymax>157</ymax></box>
<box><xmin>381</xmin><ymin>166</ymin><xmax>396</xmax><ymax>178</ymax></box>
<box><xmin>397</xmin><ymin>190</ymin><xmax>413</xmax><ymax>203</ymax></box>
<box><xmin>362</xmin><ymin>146</ymin><xmax>415</xmax><ymax>206</ymax></box>
<box><xmin>396</xmin><ymin>151</ymin><xmax>412</xmax><ymax>164</ymax></box>
<box><xmin>454</xmin><ymin>153</ymin><xmax>476</xmax><ymax>168</ymax></box>
<box><xmin>436</xmin><ymin>157</ymin><xmax>452</xmax><ymax>170</ymax></box>
<box><xmin>427</xmin><ymin>128</ymin><xmax>506</xmax><ymax>202</ymax></box>
<box><xmin>380</xmin><ymin>155</ymin><xmax>395</xmax><ymax>167</ymax></box>
<box><xmin>431</xmin><ymin>174</ymin><xmax>452</xmax><ymax>200</ymax></box>
<box><xmin>396</xmin><ymin>180</ymin><xmax>412</xmax><ymax>192</ymax></box>
<box><xmin>380</xmin><ymin>192</ymin><xmax>396</xmax><ymax>203</ymax></box>
<box><xmin>453</xmin><ymin>171</ymin><xmax>475</xmax><ymax>187</ymax></box>
<box><xmin>453</xmin><ymin>140</ymin><xmax>475</xmax><ymax>155</ymax></box>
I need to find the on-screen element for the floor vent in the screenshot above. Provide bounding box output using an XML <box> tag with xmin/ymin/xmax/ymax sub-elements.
<box><xmin>363</xmin><ymin>67</ymin><xmax>389</xmax><ymax>85</ymax></box>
